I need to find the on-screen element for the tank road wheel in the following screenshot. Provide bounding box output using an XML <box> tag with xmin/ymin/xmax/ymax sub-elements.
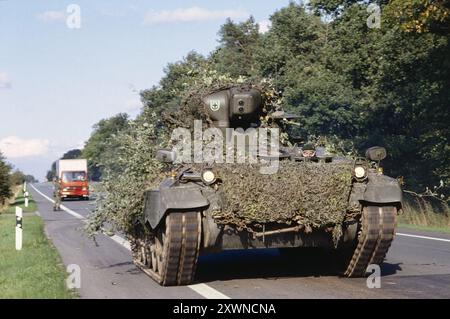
<box><xmin>343</xmin><ymin>205</ymin><xmax>397</xmax><ymax>277</ymax></box>
<box><xmin>133</xmin><ymin>212</ymin><xmax>202</xmax><ymax>286</ymax></box>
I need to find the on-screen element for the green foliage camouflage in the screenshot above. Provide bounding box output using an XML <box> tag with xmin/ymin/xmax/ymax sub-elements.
<box><xmin>205</xmin><ymin>161</ymin><xmax>354</xmax><ymax>243</ymax></box>
<box><xmin>163</xmin><ymin>73</ymin><xmax>282</xmax><ymax>132</ymax></box>
<box><xmin>86</xmin><ymin>71</ymin><xmax>356</xmax><ymax>242</ymax></box>
<box><xmin>85</xmin><ymin>112</ymin><xmax>165</xmax><ymax>236</ymax></box>
<box><xmin>86</xmin><ymin>73</ymin><xmax>285</xmax><ymax>237</ymax></box>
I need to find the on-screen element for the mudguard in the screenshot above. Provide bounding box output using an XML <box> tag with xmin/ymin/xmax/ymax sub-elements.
<box><xmin>363</xmin><ymin>174</ymin><xmax>403</xmax><ymax>205</ymax></box>
<box><xmin>143</xmin><ymin>185</ymin><xmax>209</xmax><ymax>229</ymax></box>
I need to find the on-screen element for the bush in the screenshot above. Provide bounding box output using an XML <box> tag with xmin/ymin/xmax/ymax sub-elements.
<box><xmin>0</xmin><ymin>153</ymin><xmax>12</xmax><ymax>206</ymax></box>
<box><xmin>85</xmin><ymin>111</ymin><xmax>164</xmax><ymax>236</ymax></box>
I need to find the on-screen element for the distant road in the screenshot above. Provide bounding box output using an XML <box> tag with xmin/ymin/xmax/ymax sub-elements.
<box><xmin>30</xmin><ymin>182</ymin><xmax>450</xmax><ymax>299</ymax></box>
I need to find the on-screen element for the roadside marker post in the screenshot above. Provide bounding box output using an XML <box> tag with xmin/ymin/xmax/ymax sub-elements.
<box><xmin>24</xmin><ymin>191</ymin><xmax>29</xmax><ymax>208</ymax></box>
<box><xmin>16</xmin><ymin>207</ymin><xmax>23</xmax><ymax>251</ymax></box>
<box><xmin>23</xmin><ymin>182</ymin><xmax>27</xmax><ymax>193</ymax></box>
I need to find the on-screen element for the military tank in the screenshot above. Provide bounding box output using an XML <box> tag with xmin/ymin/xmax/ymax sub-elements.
<box><xmin>131</xmin><ymin>86</ymin><xmax>402</xmax><ymax>286</ymax></box>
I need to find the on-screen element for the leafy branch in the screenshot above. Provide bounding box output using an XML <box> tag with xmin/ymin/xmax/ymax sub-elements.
<box><xmin>404</xmin><ymin>180</ymin><xmax>449</xmax><ymax>204</ymax></box>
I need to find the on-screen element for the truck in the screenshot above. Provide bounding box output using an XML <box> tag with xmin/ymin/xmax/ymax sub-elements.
<box><xmin>56</xmin><ymin>159</ymin><xmax>89</xmax><ymax>200</ymax></box>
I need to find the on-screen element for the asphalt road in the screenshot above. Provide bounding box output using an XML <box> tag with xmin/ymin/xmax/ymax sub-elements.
<box><xmin>29</xmin><ymin>182</ymin><xmax>450</xmax><ymax>299</ymax></box>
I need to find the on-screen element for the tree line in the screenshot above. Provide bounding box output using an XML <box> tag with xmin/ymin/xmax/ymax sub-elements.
<box><xmin>55</xmin><ymin>0</ymin><xmax>449</xmax><ymax>197</ymax></box>
<box><xmin>0</xmin><ymin>151</ymin><xmax>38</xmax><ymax>206</ymax></box>
<box><xmin>46</xmin><ymin>114</ymin><xmax>129</xmax><ymax>182</ymax></box>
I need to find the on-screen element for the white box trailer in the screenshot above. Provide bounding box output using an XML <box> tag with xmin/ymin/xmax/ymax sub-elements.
<box><xmin>56</xmin><ymin>159</ymin><xmax>88</xmax><ymax>179</ymax></box>
<box><xmin>56</xmin><ymin>159</ymin><xmax>89</xmax><ymax>199</ymax></box>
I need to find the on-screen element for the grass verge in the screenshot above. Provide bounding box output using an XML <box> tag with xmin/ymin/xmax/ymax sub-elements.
<box><xmin>1</xmin><ymin>188</ymin><xmax>37</xmax><ymax>214</ymax></box>
<box><xmin>399</xmin><ymin>194</ymin><xmax>450</xmax><ymax>234</ymax></box>
<box><xmin>0</xmin><ymin>214</ymin><xmax>76</xmax><ymax>298</ymax></box>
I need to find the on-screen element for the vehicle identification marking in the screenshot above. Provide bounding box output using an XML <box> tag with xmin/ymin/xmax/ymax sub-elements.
<box><xmin>209</xmin><ymin>100</ymin><xmax>221</xmax><ymax>112</ymax></box>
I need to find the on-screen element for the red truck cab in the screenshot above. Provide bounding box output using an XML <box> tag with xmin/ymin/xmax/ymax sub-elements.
<box><xmin>60</xmin><ymin>171</ymin><xmax>89</xmax><ymax>200</ymax></box>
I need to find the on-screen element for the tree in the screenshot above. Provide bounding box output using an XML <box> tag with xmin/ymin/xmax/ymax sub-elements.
<box><xmin>213</xmin><ymin>17</ymin><xmax>261</xmax><ymax>77</ymax></box>
<box><xmin>10</xmin><ymin>170</ymin><xmax>26</xmax><ymax>186</ymax></box>
<box><xmin>255</xmin><ymin>2</ymin><xmax>326</xmax><ymax>88</ymax></box>
<box><xmin>385</xmin><ymin>0</ymin><xmax>450</xmax><ymax>34</ymax></box>
<box><xmin>62</xmin><ymin>149</ymin><xmax>82</xmax><ymax>159</ymax></box>
<box><xmin>304</xmin><ymin>1</ymin><xmax>450</xmax><ymax>192</ymax></box>
<box><xmin>256</xmin><ymin>2</ymin><xmax>359</xmax><ymax>138</ymax></box>
<box><xmin>24</xmin><ymin>174</ymin><xmax>38</xmax><ymax>183</ymax></box>
<box><xmin>309</xmin><ymin>0</ymin><xmax>365</xmax><ymax>16</ymax></box>
<box><xmin>140</xmin><ymin>51</ymin><xmax>208</xmax><ymax>116</ymax></box>
<box><xmin>82</xmin><ymin>114</ymin><xmax>129</xmax><ymax>181</ymax></box>
<box><xmin>0</xmin><ymin>152</ymin><xmax>12</xmax><ymax>205</ymax></box>
<box><xmin>46</xmin><ymin>162</ymin><xmax>57</xmax><ymax>182</ymax></box>
<box><xmin>9</xmin><ymin>170</ymin><xmax>37</xmax><ymax>185</ymax></box>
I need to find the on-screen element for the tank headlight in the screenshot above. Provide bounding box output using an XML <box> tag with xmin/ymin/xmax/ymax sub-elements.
<box><xmin>201</xmin><ymin>170</ymin><xmax>216</xmax><ymax>185</ymax></box>
<box><xmin>354</xmin><ymin>166</ymin><xmax>366</xmax><ymax>179</ymax></box>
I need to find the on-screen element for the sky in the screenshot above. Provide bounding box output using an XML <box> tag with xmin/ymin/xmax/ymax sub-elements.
<box><xmin>0</xmin><ymin>0</ymin><xmax>294</xmax><ymax>181</ymax></box>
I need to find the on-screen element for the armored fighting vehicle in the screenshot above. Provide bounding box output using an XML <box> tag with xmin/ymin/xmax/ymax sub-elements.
<box><xmin>131</xmin><ymin>86</ymin><xmax>402</xmax><ymax>286</ymax></box>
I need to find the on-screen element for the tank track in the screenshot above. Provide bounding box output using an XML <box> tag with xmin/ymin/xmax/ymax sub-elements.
<box><xmin>344</xmin><ymin>205</ymin><xmax>397</xmax><ymax>277</ymax></box>
<box><xmin>132</xmin><ymin>212</ymin><xmax>202</xmax><ymax>286</ymax></box>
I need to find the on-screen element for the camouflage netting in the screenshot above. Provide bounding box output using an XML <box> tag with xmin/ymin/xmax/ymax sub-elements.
<box><xmin>165</xmin><ymin>75</ymin><xmax>357</xmax><ymax>242</ymax></box>
<box><xmin>86</xmin><ymin>74</ymin><xmax>285</xmax><ymax>238</ymax></box>
<box><xmin>86</xmin><ymin>71</ymin><xmax>358</xmax><ymax>245</ymax></box>
<box><xmin>163</xmin><ymin>76</ymin><xmax>283</xmax><ymax>133</ymax></box>
<box><xmin>199</xmin><ymin>161</ymin><xmax>354</xmax><ymax>243</ymax></box>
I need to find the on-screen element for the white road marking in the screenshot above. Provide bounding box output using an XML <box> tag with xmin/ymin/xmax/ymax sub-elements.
<box><xmin>396</xmin><ymin>232</ymin><xmax>450</xmax><ymax>243</ymax></box>
<box><xmin>30</xmin><ymin>184</ymin><xmax>85</xmax><ymax>220</ymax></box>
<box><xmin>109</xmin><ymin>234</ymin><xmax>132</xmax><ymax>251</ymax></box>
<box><xmin>188</xmin><ymin>284</ymin><xmax>231</xmax><ymax>299</ymax></box>
<box><xmin>30</xmin><ymin>183</ymin><xmax>231</xmax><ymax>299</ymax></box>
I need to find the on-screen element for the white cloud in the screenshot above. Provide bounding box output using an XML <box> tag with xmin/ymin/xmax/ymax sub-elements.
<box><xmin>0</xmin><ymin>72</ymin><xmax>11</xmax><ymax>89</ymax></box>
<box><xmin>259</xmin><ymin>20</ymin><xmax>272</xmax><ymax>34</ymax></box>
<box><xmin>0</xmin><ymin>136</ymin><xmax>50</xmax><ymax>158</ymax></box>
<box><xmin>37</xmin><ymin>10</ymin><xmax>66</xmax><ymax>23</ymax></box>
<box><xmin>144</xmin><ymin>7</ymin><xmax>248</xmax><ymax>25</ymax></box>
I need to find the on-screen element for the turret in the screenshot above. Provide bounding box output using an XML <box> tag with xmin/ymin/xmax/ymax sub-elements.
<box><xmin>202</xmin><ymin>87</ymin><xmax>263</xmax><ymax>131</ymax></box>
